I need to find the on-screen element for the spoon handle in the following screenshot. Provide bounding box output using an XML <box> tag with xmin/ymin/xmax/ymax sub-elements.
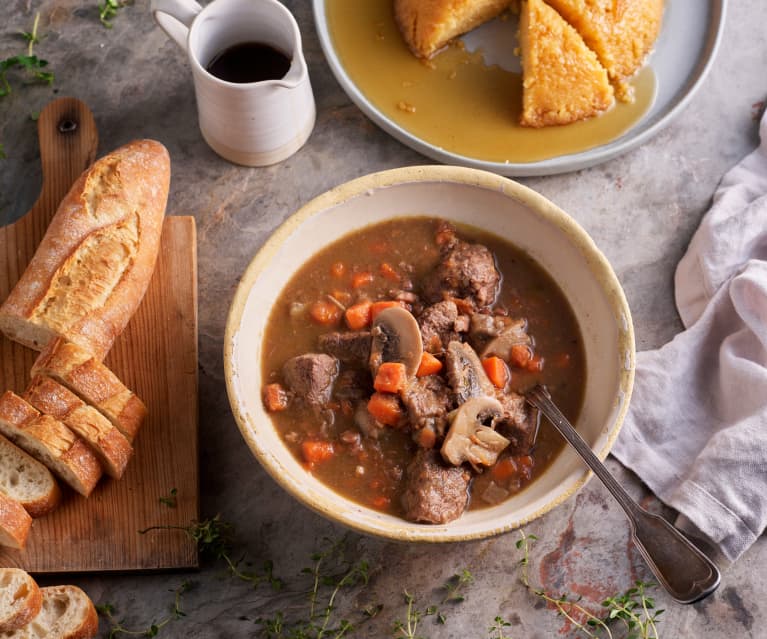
<box><xmin>526</xmin><ymin>385</ymin><xmax>720</xmax><ymax>604</ymax></box>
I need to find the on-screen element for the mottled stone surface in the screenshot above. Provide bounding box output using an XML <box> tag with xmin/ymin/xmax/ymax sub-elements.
<box><xmin>1</xmin><ymin>1</ymin><xmax>766</xmax><ymax>637</ymax></box>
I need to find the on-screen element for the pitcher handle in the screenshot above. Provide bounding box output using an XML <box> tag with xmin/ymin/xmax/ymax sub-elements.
<box><xmin>151</xmin><ymin>0</ymin><xmax>203</xmax><ymax>50</ymax></box>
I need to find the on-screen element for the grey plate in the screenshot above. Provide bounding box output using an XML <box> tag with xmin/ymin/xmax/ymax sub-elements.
<box><xmin>313</xmin><ymin>0</ymin><xmax>727</xmax><ymax>176</ymax></box>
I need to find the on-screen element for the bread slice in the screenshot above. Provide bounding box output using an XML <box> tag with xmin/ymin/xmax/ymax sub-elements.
<box><xmin>24</xmin><ymin>376</ymin><xmax>133</xmax><ymax>479</ymax></box>
<box><xmin>394</xmin><ymin>0</ymin><xmax>514</xmax><ymax>58</ymax></box>
<box><xmin>544</xmin><ymin>0</ymin><xmax>664</xmax><ymax>101</ymax></box>
<box><xmin>0</xmin><ymin>139</ymin><xmax>169</xmax><ymax>360</ymax></box>
<box><xmin>0</xmin><ymin>392</ymin><xmax>102</xmax><ymax>497</ymax></box>
<box><xmin>0</xmin><ymin>434</ymin><xmax>61</xmax><ymax>518</ymax></box>
<box><xmin>0</xmin><ymin>569</ymin><xmax>41</xmax><ymax>632</ymax></box>
<box><xmin>3</xmin><ymin>585</ymin><xmax>98</xmax><ymax>639</ymax></box>
<box><xmin>32</xmin><ymin>339</ymin><xmax>146</xmax><ymax>443</ymax></box>
<box><xmin>0</xmin><ymin>493</ymin><xmax>31</xmax><ymax>550</ymax></box>
<box><xmin>519</xmin><ymin>0</ymin><xmax>614</xmax><ymax>127</ymax></box>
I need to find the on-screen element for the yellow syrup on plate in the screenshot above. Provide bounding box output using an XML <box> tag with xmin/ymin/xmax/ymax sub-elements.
<box><xmin>325</xmin><ymin>0</ymin><xmax>656</xmax><ymax>163</ymax></box>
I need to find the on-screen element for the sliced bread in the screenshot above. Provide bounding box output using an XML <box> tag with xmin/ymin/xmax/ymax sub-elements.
<box><xmin>0</xmin><ymin>434</ymin><xmax>61</xmax><ymax>518</ymax></box>
<box><xmin>0</xmin><ymin>392</ymin><xmax>102</xmax><ymax>497</ymax></box>
<box><xmin>2</xmin><ymin>585</ymin><xmax>98</xmax><ymax>639</ymax></box>
<box><xmin>31</xmin><ymin>339</ymin><xmax>147</xmax><ymax>443</ymax></box>
<box><xmin>0</xmin><ymin>493</ymin><xmax>31</xmax><ymax>550</ymax></box>
<box><xmin>0</xmin><ymin>569</ymin><xmax>41</xmax><ymax>632</ymax></box>
<box><xmin>24</xmin><ymin>376</ymin><xmax>133</xmax><ymax>479</ymax></box>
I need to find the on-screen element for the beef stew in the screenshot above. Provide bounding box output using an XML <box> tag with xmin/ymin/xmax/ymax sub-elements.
<box><xmin>261</xmin><ymin>217</ymin><xmax>585</xmax><ymax>523</ymax></box>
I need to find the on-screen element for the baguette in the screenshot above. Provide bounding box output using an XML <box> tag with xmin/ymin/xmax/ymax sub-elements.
<box><xmin>0</xmin><ymin>493</ymin><xmax>31</xmax><ymax>550</ymax></box>
<box><xmin>0</xmin><ymin>392</ymin><xmax>102</xmax><ymax>497</ymax></box>
<box><xmin>24</xmin><ymin>376</ymin><xmax>133</xmax><ymax>479</ymax></box>
<box><xmin>2</xmin><ymin>585</ymin><xmax>98</xmax><ymax>639</ymax></box>
<box><xmin>0</xmin><ymin>139</ymin><xmax>170</xmax><ymax>361</ymax></box>
<box><xmin>32</xmin><ymin>339</ymin><xmax>146</xmax><ymax>443</ymax></box>
<box><xmin>0</xmin><ymin>569</ymin><xmax>41</xmax><ymax>632</ymax></box>
<box><xmin>0</xmin><ymin>434</ymin><xmax>61</xmax><ymax>518</ymax></box>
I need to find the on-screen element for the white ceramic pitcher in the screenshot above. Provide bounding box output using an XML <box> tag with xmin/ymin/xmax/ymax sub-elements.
<box><xmin>151</xmin><ymin>0</ymin><xmax>315</xmax><ymax>166</ymax></box>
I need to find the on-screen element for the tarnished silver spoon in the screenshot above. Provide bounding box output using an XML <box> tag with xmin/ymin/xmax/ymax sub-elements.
<box><xmin>526</xmin><ymin>385</ymin><xmax>721</xmax><ymax>604</ymax></box>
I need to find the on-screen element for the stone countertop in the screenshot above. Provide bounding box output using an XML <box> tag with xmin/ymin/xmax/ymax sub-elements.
<box><xmin>1</xmin><ymin>1</ymin><xmax>765</xmax><ymax>637</ymax></box>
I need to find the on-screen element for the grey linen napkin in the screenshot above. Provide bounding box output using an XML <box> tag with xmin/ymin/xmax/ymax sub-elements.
<box><xmin>612</xmin><ymin>109</ymin><xmax>767</xmax><ymax>563</ymax></box>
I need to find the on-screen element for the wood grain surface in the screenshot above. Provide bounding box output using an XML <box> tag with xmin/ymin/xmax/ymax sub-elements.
<box><xmin>0</xmin><ymin>98</ymin><xmax>199</xmax><ymax>572</ymax></box>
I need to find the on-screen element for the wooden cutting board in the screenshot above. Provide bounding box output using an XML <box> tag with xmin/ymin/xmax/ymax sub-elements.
<box><xmin>0</xmin><ymin>98</ymin><xmax>199</xmax><ymax>572</ymax></box>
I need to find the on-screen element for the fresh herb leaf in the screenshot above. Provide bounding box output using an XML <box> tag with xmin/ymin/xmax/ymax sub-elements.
<box><xmin>98</xmin><ymin>581</ymin><xmax>192</xmax><ymax>638</ymax></box>
<box><xmin>488</xmin><ymin>616</ymin><xmax>513</xmax><ymax>639</ymax></box>
<box><xmin>99</xmin><ymin>0</ymin><xmax>131</xmax><ymax>28</ymax></box>
<box><xmin>159</xmin><ymin>487</ymin><xmax>178</xmax><ymax>508</ymax></box>
<box><xmin>441</xmin><ymin>568</ymin><xmax>474</xmax><ymax>604</ymax></box>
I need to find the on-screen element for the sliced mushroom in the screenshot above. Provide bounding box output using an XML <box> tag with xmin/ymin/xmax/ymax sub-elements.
<box><xmin>369</xmin><ymin>306</ymin><xmax>423</xmax><ymax>378</ymax></box>
<box><xmin>481</xmin><ymin>318</ymin><xmax>531</xmax><ymax>360</ymax></box>
<box><xmin>445</xmin><ymin>341</ymin><xmax>495</xmax><ymax>404</ymax></box>
<box><xmin>441</xmin><ymin>396</ymin><xmax>510</xmax><ymax>469</ymax></box>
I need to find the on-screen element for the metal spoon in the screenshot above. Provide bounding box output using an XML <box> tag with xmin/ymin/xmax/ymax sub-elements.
<box><xmin>526</xmin><ymin>385</ymin><xmax>721</xmax><ymax>604</ymax></box>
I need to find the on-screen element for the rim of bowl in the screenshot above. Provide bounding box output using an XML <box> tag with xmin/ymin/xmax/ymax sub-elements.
<box><xmin>224</xmin><ymin>165</ymin><xmax>636</xmax><ymax>541</ymax></box>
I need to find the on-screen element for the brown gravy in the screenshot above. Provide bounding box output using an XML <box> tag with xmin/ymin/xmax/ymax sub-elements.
<box><xmin>325</xmin><ymin>0</ymin><xmax>656</xmax><ymax>163</ymax></box>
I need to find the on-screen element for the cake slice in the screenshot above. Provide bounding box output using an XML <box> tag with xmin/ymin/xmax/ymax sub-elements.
<box><xmin>519</xmin><ymin>0</ymin><xmax>614</xmax><ymax>127</ymax></box>
<box><xmin>32</xmin><ymin>338</ymin><xmax>147</xmax><ymax>443</ymax></box>
<box><xmin>0</xmin><ymin>391</ymin><xmax>102</xmax><ymax>497</ymax></box>
<box><xmin>394</xmin><ymin>0</ymin><xmax>514</xmax><ymax>58</ymax></box>
<box><xmin>544</xmin><ymin>0</ymin><xmax>664</xmax><ymax>100</ymax></box>
<box><xmin>24</xmin><ymin>376</ymin><xmax>133</xmax><ymax>479</ymax></box>
<box><xmin>0</xmin><ymin>569</ymin><xmax>41</xmax><ymax>632</ymax></box>
<box><xmin>0</xmin><ymin>434</ymin><xmax>61</xmax><ymax>518</ymax></box>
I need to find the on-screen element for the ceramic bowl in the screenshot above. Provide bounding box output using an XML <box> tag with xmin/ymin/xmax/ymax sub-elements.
<box><xmin>224</xmin><ymin>165</ymin><xmax>635</xmax><ymax>542</ymax></box>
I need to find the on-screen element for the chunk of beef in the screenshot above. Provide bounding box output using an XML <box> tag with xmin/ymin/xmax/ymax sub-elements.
<box><xmin>421</xmin><ymin>224</ymin><xmax>500</xmax><ymax>308</ymax></box>
<box><xmin>401</xmin><ymin>375</ymin><xmax>453</xmax><ymax>441</ymax></box>
<box><xmin>401</xmin><ymin>449</ymin><xmax>470</xmax><ymax>524</ymax></box>
<box><xmin>282</xmin><ymin>353</ymin><xmax>339</xmax><ymax>408</ymax></box>
<box><xmin>418</xmin><ymin>301</ymin><xmax>461</xmax><ymax>354</ymax></box>
<box><xmin>318</xmin><ymin>331</ymin><xmax>372</xmax><ymax>363</ymax></box>
<box><xmin>333</xmin><ymin>368</ymin><xmax>372</xmax><ymax>402</ymax></box>
<box><xmin>445</xmin><ymin>341</ymin><xmax>495</xmax><ymax>404</ymax></box>
<box><xmin>495</xmin><ymin>390</ymin><xmax>540</xmax><ymax>455</ymax></box>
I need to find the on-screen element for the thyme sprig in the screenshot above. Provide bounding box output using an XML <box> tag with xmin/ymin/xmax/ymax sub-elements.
<box><xmin>98</xmin><ymin>0</ymin><xmax>132</xmax><ymax>28</ymax></box>
<box><xmin>0</xmin><ymin>12</ymin><xmax>53</xmax><ymax>98</ymax></box>
<box><xmin>515</xmin><ymin>530</ymin><xmax>663</xmax><ymax>639</ymax></box>
<box><xmin>97</xmin><ymin>580</ymin><xmax>192</xmax><ymax>638</ymax></box>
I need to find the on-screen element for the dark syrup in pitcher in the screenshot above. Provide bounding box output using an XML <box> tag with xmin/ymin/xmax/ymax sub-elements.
<box><xmin>206</xmin><ymin>42</ymin><xmax>291</xmax><ymax>83</ymax></box>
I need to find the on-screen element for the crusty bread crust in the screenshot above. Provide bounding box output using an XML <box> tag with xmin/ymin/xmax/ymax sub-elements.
<box><xmin>4</xmin><ymin>585</ymin><xmax>98</xmax><ymax>639</ymax></box>
<box><xmin>0</xmin><ymin>139</ymin><xmax>170</xmax><ymax>360</ymax></box>
<box><xmin>0</xmin><ymin>434</ymin><xmax>61</xmax><ymax>518</ymax></box>
<box><xmin>0</xmin><ymin>392</ymin><xmax>102</xmax><ymax>497</ymax></box>
<box><xmin>32</xmin><ymin>339</ymin><xmax>147</xmax><ymax>442</ymax></box>
<box><xmin>0</xmin><ymin>493</ymin><xmax>31</xmax><ymax>550</ymax></box>
<box><xmin>24</xmin><ymin>376</ymin><xmax>133</xmax><ymax>479</ymax></box>
<box><xmin>0</xmin><ymin>568</ymin><xmax>42</xmax><ymax>632</ymax></box>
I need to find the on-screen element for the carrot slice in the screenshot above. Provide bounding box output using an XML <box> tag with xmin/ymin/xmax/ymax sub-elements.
<box><xmin>262</xmin><ymin>383</ymin><xmax>289</xmax><ymax>412</ymax></box>
<box><xmin>370</xmin><ymin>300</ymin><xmax>406</xmax><ymax>320</ymax></box>
<box><xmin>367</xmin><ymin>392</ymin><xmax>404</xmax><ymax>426</ymax></box>
<box><xmin>301</xmin><ymin>440</ymin><xmax>335</xmax><ymax>464</ymax></box>
<box><xmin>374</xmin><ymin>362</ymin><xmax>408</xmax><ymax>393</ymax></box>
<box><xmin>371</xmin><ymin>495</ymin><xmax>391</xmax><ymax>509</ymax></box>
<box><xmin>526</xmin><ymin>354</ymin><xmax>544</xmax><ymax>373</ymax></box>
<box><xmin>416</xmin><ymin>352</ymin><xmax>443</xmax><ymax>377</ymax></box>
<box><xmin>345</xmin><ymin>301</ymin><xmax>372</xmax><ymax>330</ymax></box>
<box><xmin>509</xmin><ymin>344</ymin><xmax>532</xmax><ymax>368</ymax></box>
<box><xmin>490</xmin><ymin>457</ymin><xmax>518</xmax><ymax>482</ymax></box>
<box><xmin>351</xmin><ymin>271</ymin><xmax>374</xmax><ymax>288</ymax></box>
<box><xmin>309</xmin><ymin>300</ymin><xmax>342</xmax><ymax>325</ymax></box>
<box><xmin>482</xmin><ymin>356</ymin><xmax>509</xmax><ymax>389</ymax></box>
<box><xmin>379</xmin><ymin>262</ymin><xmax>400</xmax><ymax>282</ymax></box>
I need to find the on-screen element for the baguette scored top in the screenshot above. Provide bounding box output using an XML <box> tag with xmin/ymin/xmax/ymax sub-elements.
<box><xmin>0</xmin><ymin>139</ymin><xmax>170</xmax><ymax>360</ymax></box>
